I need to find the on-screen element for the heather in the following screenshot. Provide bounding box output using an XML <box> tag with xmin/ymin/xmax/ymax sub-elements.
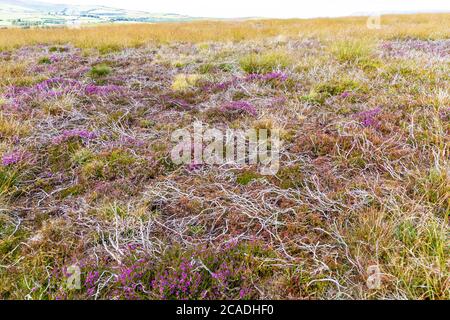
<box><xmin>0</xmin><ymin>15</ymin><xmax>449</xmax><ymax>300</ymax></box>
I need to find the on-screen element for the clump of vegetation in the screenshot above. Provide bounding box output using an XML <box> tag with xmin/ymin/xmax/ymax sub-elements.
<box><xmin>48</xmin><ymin>241</ymin><xmax>276</xmax><ymax>300</ymax></box>
<box><xmin>240</xmin><ymin>51</ymin><xmax>292</xmax><ymax>74</ymax></box>
<box><xmin>171</xmin><ymin>74</ymin><xmax>202</xmax><ymax>91</ymax></box>
<box><xmin>89</xmin><ymin>64</ymin><xmax>112</xmax><ymax>78</ymax></box>
<box><xmin>303</xmin><ymin>77</ymin><xmax>367</xmax><ymax>105</ymax></box>
<box><xmin>49</xmin><ymin>46</ymin><xmax>68</xmax><ymax>53</ymax></box>
<box><xmin>79</xmin><ymin>148</ymin><xmax>139</xmax><ymax>181</ymax></box>
<box><xmin>275</xmin><ymin>164</ymin><xmax>305</xmax><ymax>189</ymax></box>
<box><xmin>332</xmin><ymin>40</ymin><xmax>372</xmax><ymax>63</ymax></box>
<box><xmin>236</xmin><ymin>170</ymin><xmax>261</xmax><ymax>185</ymax></box>
<box><xmin>38</xmin><ymin>56</ymin><xmax>52</xmax><ymax>64</ymax></box>
<box><xmin>0</xmin><ymin>113</ymin><xmax>30</xmax><ymax>138</ymax></box>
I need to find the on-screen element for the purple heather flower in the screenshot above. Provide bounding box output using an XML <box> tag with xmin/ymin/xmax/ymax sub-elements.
<box><xmin>245</xmin><ymin>71</ymin><xmax>288</xmax><ymax>82</ymax></box>
<box><xmin>354</xmin><ymin>107</ymin><xmax>382</xmax><ymax>128</ymax></box>
<box><xmin>52</xmin><ymin>129</ymin><xmax>97</xmax><ymax>144</ymax></box>
<box><xmin>4</xmin><ymin>79</ymin><xmax>123</xmax><ymax>112</ymax></box>
<box><xmin>151</xmin><ymin>259</ymin><xmax>203</xmax><ymax>299</ymax></box>
<box><xmin>239</xmin><ymin>287</ymin><xmax>251</xmax><ymax>299</ymax></box>
<box><xmin>341</xmin><ymin>91</ymin><xmax>350</xmax><ymax>98</ymax></box>
<box><xmin>187</xmin><ymin>162</ymin><xmax>202</xmax><ymax>171</ymax></box>
<box><xmin>244</xmin><ymin>73</ymin><xmax>262</xmax><ymax>82</ymax></box>
<box><xmin>261</xmin><ymin>71</ymin><xmax>288</xmax><ymax>82</ymax></box>
<box><xmin>270</xmin><ymin>96</ymin><xmax>287</xmax><ymax>107</ymax></box>
<box><xmin>204</xmin><ymin>77</ymin><xmax>240</xmax><ymax>92</ymax></box>
<box><xmin>221</xmin><ymin>101</ymin><xmax>257</xmax><ymax>117</ymax></box>
<box><xmin>85</xmin><ymin>271</ymin><xmax>99</xmax><ymax>287</ymax></box>
<box><xmin>439</xmin><ymin>107</ymin><xmax>450</xmax><ymax>121</ymax></box>
<box><xmin>1</xmin><ymin>151</ymin><xmax>28</xmax><ymax>166</ymax></box>
<box><xmin>118</xmin><ymin>136</ymin><xmax>145</xmax><ymax>147</ymax></box>
<box><xmin>380</xmin><ymin>40</ymin><xmax>450</xmax><ymax>59</ymax></box>
<box><xmin>49</xmin><ymin>55</ymin><xmax>60</xmax><ymax>63</ymax></box>
<box><xmin>85</xmin><ymin>84</ymin><xmax>122</xmax><ymax>95</ymax></box>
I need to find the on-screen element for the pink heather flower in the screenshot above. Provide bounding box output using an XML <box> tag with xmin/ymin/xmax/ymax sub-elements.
<box><xmin>341</xmin><ymin>91</ymin><xmax>350</xmax><ymax>98</ymax></box>
<box><xmin>239</xmin><ymin>287</ymin><xmax>251</xmax><ymax>299</ymax></box>
<box><xmin>245</xmin><ymin>72</ymin><xmax>288</xmax><ymax>82</ymax></box>
<box><xmin>85</xmin><ymin>84</ymin><xmax>122</xmax><ymax>95</ymax></box>
<box><xmin>151</xmin><ymin>259</ymin><xmax>202</xmax><ymax>299</ymax></box>
<box><xmin>380</xmin><ymin>40</ymin><xmax>450</xmax><ymax>58</ymax></box>
<box><xmin>221</xmin><ymin>101</ymin><xmax>257</xmax><ymax>117</ymax></box>
<box><xmin>204</xmin><ymin>77</ymin><xmax>240</xmax><ymax>92</ymax></box>
<box><xmin>1</xmin><ymin>151</ymin><xmax>28</xmax><ymax>166</ymax></box>
<box><xmin>49</xmin><ymin>55</ymin><xmax>60</xmax><ymax>63</ymax></box>
<box><xmin>119</xmin><ymin>136</ymin><xmax>145</xmax><ymax>147</ymax></box>
<box><xmin>4</xmin><ymin>79</ymin><xmax>122</xmax><ymax>112</ymax></box>
<box><xmin>52</xmin><ymin>129</ymin><xmax>97</xmax><ymax>144</ymax></box>
<box><xmin>85</xmin><ymin>271</ymin><xmax>99</xmax><ymax>287</ymax></box>
<box><xmin>261</xmin><ymin>71</ymin><xmax>288</xmax><ymax>81</ymax></box>
<box><xmin>87</xmin><ymin>288</ymin><xmax>95</xmax><ymax>296</ymax></box>
<box><xmin>187</xmin><ymin>162</ymin><xmax>202</xmax><ymax>171</ymax></box>
<box><xmin>439</xmin><ymin>107</ymin><xmax>450</xmax><ymax>121</ymax></box>
<box><xmin>354</xmin><ymin>107</ymin><xmax>382</xmax><ymax>128</ymax></box>
<box><xmin>270</xmin><ymin>96</ymin><xmax>287</xmax><ymax>107</ymax></box>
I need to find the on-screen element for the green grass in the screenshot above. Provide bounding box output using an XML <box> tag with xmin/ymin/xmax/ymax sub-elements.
<box><xmin>332</xmin><ymin>40</ymin><xmax>373</xmax><ymax>64</ymax></box>
<box><xmin>240</xmin><ymin>51</ymin><xmax>292</xmax><ymax>74</ymax></box>
<box><xmin>89</xmin><ymin>64</ymin><xmax>112</xmax><ymax>78</ymax></box>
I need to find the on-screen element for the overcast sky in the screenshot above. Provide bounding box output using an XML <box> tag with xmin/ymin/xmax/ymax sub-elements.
<box><xmin>39</xmin><ymin>0</ymin><xmax>450</xmax><ymax>18</ymax></box>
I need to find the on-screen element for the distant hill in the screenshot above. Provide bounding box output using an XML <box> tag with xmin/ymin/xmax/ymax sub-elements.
<box><xmin>0</xmin><ymin>0</ymin><xmax>194</xmax><ymax>27</ymax></box>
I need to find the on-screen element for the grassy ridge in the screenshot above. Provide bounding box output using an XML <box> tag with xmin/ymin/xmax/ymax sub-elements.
<box><xmin>0</xmin><ymin>14</ymin><xmax>449</xmax><ymax>51</ymax></box>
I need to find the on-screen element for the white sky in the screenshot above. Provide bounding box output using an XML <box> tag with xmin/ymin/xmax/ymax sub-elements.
<box><xmin>39</xmin><ymin>0</ymin><xmax>450</xmax><ymax>18</ymax></box>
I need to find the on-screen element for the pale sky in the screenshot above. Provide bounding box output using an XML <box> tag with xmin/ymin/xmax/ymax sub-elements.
<box><xmin>39</xmin><ymin>0</ymin><xmax>450</xmax><ymax>18</ymax></box>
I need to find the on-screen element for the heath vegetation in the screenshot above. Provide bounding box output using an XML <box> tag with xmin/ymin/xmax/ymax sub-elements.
<box><xmin>0</xmin><ymin>14</ymin><xmax>448</xmax><ymax>300</ymax></box>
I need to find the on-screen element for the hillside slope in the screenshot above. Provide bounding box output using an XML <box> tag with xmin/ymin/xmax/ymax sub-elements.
<box><xmin>0</xmin><ymin>0</ymin><xmax>192</xmax><ymax>26</ymax></box>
